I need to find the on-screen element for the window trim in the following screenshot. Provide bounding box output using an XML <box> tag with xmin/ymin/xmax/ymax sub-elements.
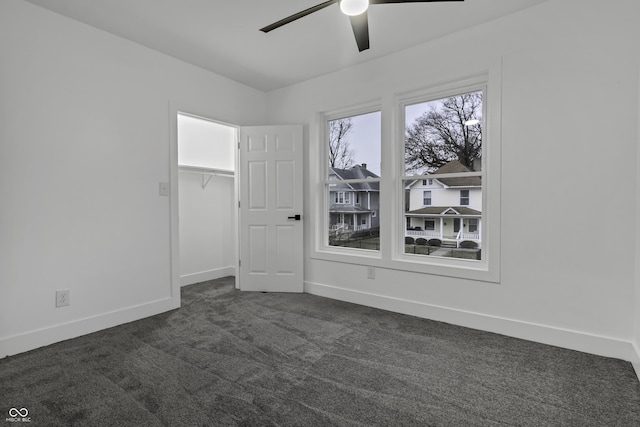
<box><xmin>423</xmin><ymin>190</ymin><xmax>432</xmax><ymax>206</ymax></box>
<box><xmin>393</xmin><ymin>72</ymin><xmax>501</xmax><ymax>282</ymax></box>
<box><xmin>317</xmin><ymin>102</ymin><xmax>383</xmax><ymax>258</ymax></box>
<box><xmin>334</xmin><ymin>191</ymin><xmax>351</xmax><ymax>204</ymax></box>
<box><xmin>311</xmin><ymin>67</ymin><xmax>501</xmax><ymax>283</ymax></box>
<box><xmin>460</xmin><ymin>189</ymin><xmax>470</xmax><ymax>206</ymax></box>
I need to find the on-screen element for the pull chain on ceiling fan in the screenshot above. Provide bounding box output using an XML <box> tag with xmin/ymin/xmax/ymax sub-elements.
<box><xmin>260</xmin><ymin>0</ymin><xmax>464</xmax><ymax>52</ymax></box>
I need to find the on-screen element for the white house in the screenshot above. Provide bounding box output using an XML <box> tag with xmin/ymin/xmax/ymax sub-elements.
<box><xmin>405</xmin><ymin>160</ymin><xmax>481</xmax><ymax>247</ymax></box>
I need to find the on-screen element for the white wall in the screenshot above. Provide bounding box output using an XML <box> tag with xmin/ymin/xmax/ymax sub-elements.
<box><xmin>0</xmin><ymin>0</ymin><xmax>265</xmax><ymax>357</ymax></box>
<box><xmin>634</xmin><ymin>62</ymin><xmax>640</xmax><ymax>376</ymax></box>
<box><xmin>179</xmin><ymin>172</ymin><xmax>236</xmax><ymax>285</ymax></box>
<box><xmin>266</xmin><ymin>0</ymin><xmax>640</xmax><ymax>361</ymax></box>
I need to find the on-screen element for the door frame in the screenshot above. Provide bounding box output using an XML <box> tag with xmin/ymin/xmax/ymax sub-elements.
<box><xmin>169</xmin><ymin>101</ymin><xmax>241</xmax><ymax>303</ymax></box>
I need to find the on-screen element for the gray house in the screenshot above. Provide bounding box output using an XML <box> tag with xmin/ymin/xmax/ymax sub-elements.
<box><xmin>328</xmin><ymin>164</ymin><xmax>379</xmax><ymax>232</ymax></box>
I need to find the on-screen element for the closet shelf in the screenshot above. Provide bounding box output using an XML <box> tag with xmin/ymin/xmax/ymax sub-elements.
<box><xmin>179</xmin><ymin>165</ymin><xmax>234</xmax><ymax>189</ymax></box>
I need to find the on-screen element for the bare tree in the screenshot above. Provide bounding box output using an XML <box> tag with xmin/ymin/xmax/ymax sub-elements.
<box><xmin>328</xmin><ymin>117</ymin><xmax>354</xmax><ymax>169</ymax></box>
<box><xmin>405</xmin><ymin>92</ymin><xmax>482</xmax><ymax>174</ymax></box>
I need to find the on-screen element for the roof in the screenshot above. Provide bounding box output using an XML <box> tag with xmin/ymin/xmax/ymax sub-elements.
<box><xmin>406</xmin><ymin>206</ymin><xmax>481</xmax><ymax>216</ymax></box>
<box><xmin>434</xmin><ymin>160</ymin><xmax>482</xmax><ymax>187</ymax></box>
<box><xmin>330</xmin><ymin>164</ymin><xmax>379</xmax><ymax>191</ymax></box>
<box><xmin>329</xmin><ymin>206</ymin><xmax>374</xmax><ymax>214</ymax></box>
<box><xmin>433</xmin><ymin>160</ymin><xmax>482</xmax><ymax>187</ymax></box>
<box><xmin>405</xmin><ymin>160</ymin><xmax>481</xmax><ymax>189</ymax></box>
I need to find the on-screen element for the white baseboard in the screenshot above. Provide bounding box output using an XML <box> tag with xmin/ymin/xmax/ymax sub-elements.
<box><xmin>0</xmin><ymin>296</ymin><xmax>180</xmax><ymax>359</ymax></box>
<box><xmin>632</xmin><ymin>342</ymin><xmax>640</xmax><ymax>382</ymax></box>
<box><xmin>180</xmin><ymin>267</ymin><xmax>235</xmax><ymax>287</ymax></box>
<box><xmin>304</xmin><ymin>281</ymin><xmax>636</xmax><ymax>363</ymax></box>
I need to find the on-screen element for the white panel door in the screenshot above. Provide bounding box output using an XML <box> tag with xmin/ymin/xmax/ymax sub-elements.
<box><xmin>238</xmin><ymin>125</ymin><xmax>303</xmax><ymax>292</ymax></box>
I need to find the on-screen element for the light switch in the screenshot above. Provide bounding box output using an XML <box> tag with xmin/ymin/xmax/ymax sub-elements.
<box><xmin>159</xmin><ymin>182</ymin><xmax>170</xmax><ymax>196</ymax></box>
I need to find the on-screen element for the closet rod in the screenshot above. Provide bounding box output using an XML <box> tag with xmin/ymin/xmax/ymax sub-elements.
<box><xmin>179</xmin><ymin>165</ymin><xmax>234</xmax><ymax>189</ymax></box>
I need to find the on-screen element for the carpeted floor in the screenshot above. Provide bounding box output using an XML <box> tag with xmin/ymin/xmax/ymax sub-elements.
<box><xmin>1</xmin><ymin>276</ymin><xmax>639</xmax><ymax>426</ymax></box>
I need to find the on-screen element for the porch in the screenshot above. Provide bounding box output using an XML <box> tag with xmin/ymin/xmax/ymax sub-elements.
<box><xmin>405</xmin><ymin>229</ymin><xmax>481</xmax><ymax>248</ymax></box>
<box><xmin>405</xmin><ymin>210</ymin><xmax>481</xmax><ymax>248</ymax></box>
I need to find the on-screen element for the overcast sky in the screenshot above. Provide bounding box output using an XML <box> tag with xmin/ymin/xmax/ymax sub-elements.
<box><xmin>345</xmin><ymin>103</ymin><xmax>430</xmax><ymax>177</ymax></box>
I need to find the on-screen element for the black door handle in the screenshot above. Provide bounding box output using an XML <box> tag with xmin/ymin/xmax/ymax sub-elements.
<box><xmin>287</xmin><ymin>214</ymin><xmax>301</xmax><ymax>221</ymax></box>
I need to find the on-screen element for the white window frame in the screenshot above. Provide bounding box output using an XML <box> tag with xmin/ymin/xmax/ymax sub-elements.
<box><xmin>423</xmin><ymin>190</ymin><xmax>432</xmax><ymax>206</ymax></box>
<box><xmin>460</xmin><ymin>189</ymin><xmax>470</xmax><ymax>206</ymax></box>
<box><xmin>394</xmin><ymin>74</ymin><xmax>501</xmax><ymax>282</ymax></box>
<box><xmin>311</xmin><ymin>69</ymin><xmax>501</xmax><ymax>283</ymax></box>
<box><xmin>335</xmin><ymin>191</ymin><xmax>351</xmax><ymax>204</ymax></box>
<box><xmin>316</xmin><ymin>103</ymin><xmax>383</xmax><ymax>258</ymax></box>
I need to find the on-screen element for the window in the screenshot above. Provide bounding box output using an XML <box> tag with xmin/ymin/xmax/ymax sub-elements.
<box><xmin>423</xmin><ymin>190</ymin><xmax>432</xmax><ymax>206</ymax></box>
<box><xmin>314</xmin><ymin>71</ymin><xmax>500</xmax><ymax>282</ymax></box>
<box><xmin>403</xmin><ymin>88</ymin><xmax>483</xmax><ymax>261</ymax></box>
<box><xmin>325</xmin><ymin>110</ymin><xmax>381</xmax><ymax>251</ymax></box>
<box><xmin>334</xmin><ymin>192</ymin><xmax>351</xmax><ymax>204</ymax></box>
<box><xmin>460</xmin><ymin>190</ymin><xmax>470</xmax><ymax>206</ymax></box>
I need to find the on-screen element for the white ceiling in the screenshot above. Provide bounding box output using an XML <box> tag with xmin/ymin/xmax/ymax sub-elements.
<box><xmin>24</xmin><ymin>0</ymin><xmax>547</xmax><ymax>92</ymax></box>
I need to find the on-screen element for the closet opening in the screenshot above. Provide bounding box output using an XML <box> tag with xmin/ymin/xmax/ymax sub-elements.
<box><xmin>177</xmin><ymin>112</ymin><xmax>238</xmax><ymax>287</ymax></box>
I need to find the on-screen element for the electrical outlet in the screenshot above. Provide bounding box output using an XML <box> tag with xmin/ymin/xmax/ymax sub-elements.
<box><xmin>56</xmin><ymin>290</ymin><xmax>70</xmax><ymax>307</ymax></box>
<box><xmin>158</xmin><ymin>182</ymin><xmax>170</xmax><ymax>197</ymax></box>
<box><xmin>367</xmin><ymin>267</ymin><xmax>375</xmax><ymax>279</ymax></box>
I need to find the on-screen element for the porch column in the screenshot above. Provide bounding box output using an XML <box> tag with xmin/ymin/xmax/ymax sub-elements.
<box><xmin>439</xmin><ymin>217</ymin><xmax>444</xmax><ymax>239</ymax></box>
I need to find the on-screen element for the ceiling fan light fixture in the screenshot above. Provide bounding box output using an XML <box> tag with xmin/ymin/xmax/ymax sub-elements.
<box><xmin>340</xmin><ymin>0</ymin><xmax>369</xmax><ymax>16</ymax></box>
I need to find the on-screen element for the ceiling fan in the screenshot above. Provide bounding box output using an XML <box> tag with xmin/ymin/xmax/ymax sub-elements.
<box><xmin>260</xmin><ymin>0</ymin><xmax>464</xmax><ymax>52</ymax></box>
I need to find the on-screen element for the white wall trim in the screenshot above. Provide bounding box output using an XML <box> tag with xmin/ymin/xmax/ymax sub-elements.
<box><xmin>0</xmin><ymin>297</ymin><xmax>179</xmax><ymax>359</ymax></box>
<box><xmin>180</xmin><ymin>267</ymin><xmax>236</xmax><ymax>287</ymax></box>
<box><xmin>305</xmin><ymin>281</ymin><xmax>637</xmax><ymax>363</ymax></box>
<box><xmin>632</xmin><ymin>342</ymin><xmax>640</xmax><ymax>382</ymax></box>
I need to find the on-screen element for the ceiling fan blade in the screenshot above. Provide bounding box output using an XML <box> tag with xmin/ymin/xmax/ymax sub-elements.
<box><xmin>260</xmin><ymin>0</ymin><xmax>338</xmax><ymax>33</ymax></box>
<box><xmin>349</xmin><ymin>12</ymin><xmax>370</xmax><ymax>52</ymax></box>
<box><xmin>370</xmin><ymin>0</ymin><xmax>463</xmax><ymax>4</ymax></box>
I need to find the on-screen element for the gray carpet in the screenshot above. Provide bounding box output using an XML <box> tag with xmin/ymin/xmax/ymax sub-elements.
<box><xmin>1</xmin><ymin>277</ymin><xmax>639</xmax><ymax>426</ymax></box>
